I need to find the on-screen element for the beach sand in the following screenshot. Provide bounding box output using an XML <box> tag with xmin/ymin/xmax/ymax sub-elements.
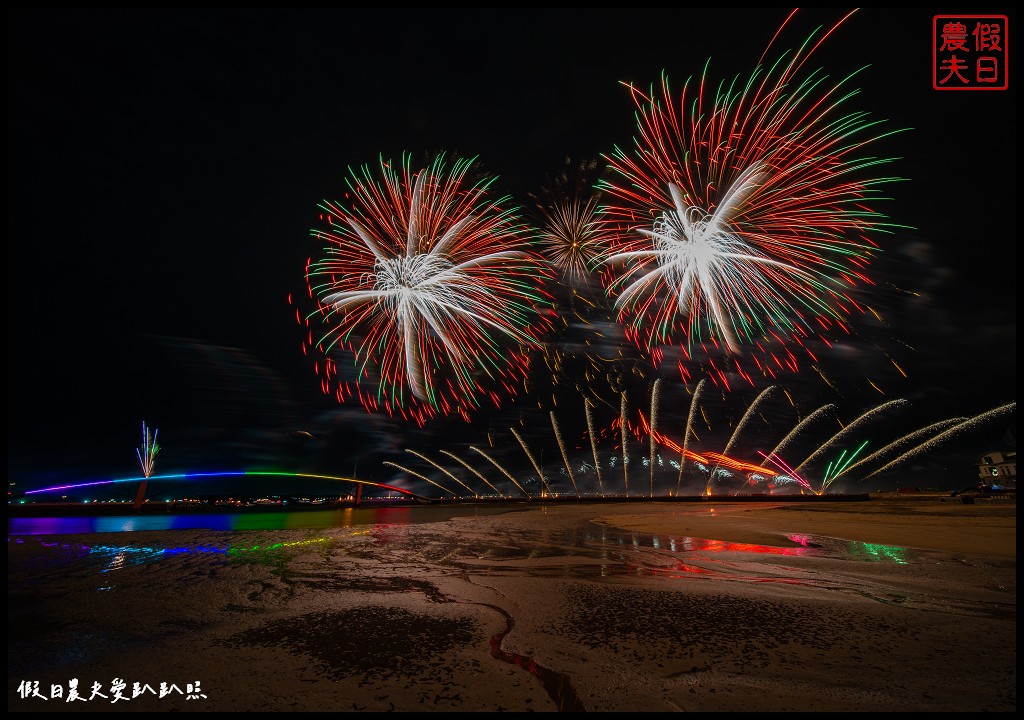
<box><xmin>594</xmin><ymin>494</ymin><xmax>1017</xmax><ymax>557</ymax></box>
<box><xmin>7</xmin><ymin>496</ymin><xmax>1016</xmax><ymax>712</ymax></box>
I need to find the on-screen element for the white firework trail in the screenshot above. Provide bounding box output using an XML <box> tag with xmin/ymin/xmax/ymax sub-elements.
<box><xmin>471</xmin><ymin>446</ymin><xmax>532</xmax><ymax>498</ymax></box>
<box><xmin>136</xmin><ymin>421</ymin><xmax>159</xmax><ymax>478</ymax></box>
<box><xmin>620</xmin><ymin>391</ymin><xmax>629</xmax><ymax>495</ymax></box>
<box><xmin>649</xmin><ymin>378</ymin><xmax>662</xmax><ymax>497</ymax></box>
<box><xmin>550</xmin><ymin>412</ymin><xmax>581</xmax><ymax>497</ymax></box>
<box><xmin>707</xmin><ymin>384</ymin><xmax>780</xmax><ymax>495</ymax></box>
<box><xmin>794</xmin><ymin>399</ymin><xmax>909</xmax><ymax>475</ymax></box>
<box><xmin>406</xmin><ymin>449</ymin><xmax>477</xmax><ymax>497</ymax></box>
<box><xmin>833</xmin><ymin>417</ymin><xmax>965</xmax><ymax>481</ymax></box>
<box><xmin>585</xmin><ymin>400</ymin><xmax>604</xmax><ymax>495</ymax></box>
<box><xmin>383</xmin><ymin>461</ymin><xmax>456</xmax><ymax>497</ymax></box>
<box><xmin>722</xmin><ymin>385</ymin><xmax>779</xmax><ymax>457</ymax></box>
<box><xmin>863</xmin><ymin>403</ymin><xmax>1015</xmax><ymax>481</ymax></box>
<box><xmin>440</xmin><ymin>449</ymin><xmax>505</xmax><ymax>497</ymax></box>
<box><xmin>510</xmin><ymin>427</ymin><xmax>553</xmax><ymax>496</ymax></box>
<box><xmin>766</xmin><ymin>404</ymin><xmax>837</xmax><ymax>461</ymax></box>
<box><xmin>677</xmin><ymin>378</ymin><xmax>707</xmax><ymax>494</ymax></box>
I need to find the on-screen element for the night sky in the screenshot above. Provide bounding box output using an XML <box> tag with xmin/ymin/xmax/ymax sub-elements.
<box><xmin>8</xmin><ymin>8</ymin><xmax>1016</xmax><ymax>498</ymax></box>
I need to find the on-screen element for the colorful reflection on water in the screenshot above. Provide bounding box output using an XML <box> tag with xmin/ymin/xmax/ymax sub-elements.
<box><xmin>8</xmin><ymin>506</ymin><xmax>912</xmax><ymax>580</ymax></box>
<box><xmin>847</xmin><ymin>541</ymin><xmax>908</xmax><ymax>564</ymax></box>
<box><xmin>8</xmin><ymin>506</ymin><xmax>470</xmax><ymax>535</ymax></box>
<box><xmin>7</xmin><ymin>534</ymin><xmax>363</xmax><ymax>574</ymax></box>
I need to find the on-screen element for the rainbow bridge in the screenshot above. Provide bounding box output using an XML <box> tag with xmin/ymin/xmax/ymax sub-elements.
<box><xmin>19</xmin><ymin>471</ymin><xmax>433</xmax><ymax>503</ymax></box>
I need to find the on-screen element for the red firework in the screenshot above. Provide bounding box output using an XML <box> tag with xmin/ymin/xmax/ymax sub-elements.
<box><xmin>296</xmin><ymin>153</ymin><xmax>554</xmax><ymax>424</ymax></box>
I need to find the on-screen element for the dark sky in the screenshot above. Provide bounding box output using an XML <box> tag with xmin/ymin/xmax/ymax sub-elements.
<box><xmin>8</xmin><ymin>8</ymin><xmax>1016</xmax><ymax>497</ymax></box>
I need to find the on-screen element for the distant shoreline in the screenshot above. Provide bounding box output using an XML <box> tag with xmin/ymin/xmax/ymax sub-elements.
<box><xmin>7</xmin><ymin>492</ymin><xmax>878</xmax><ymax>517</ymax></box>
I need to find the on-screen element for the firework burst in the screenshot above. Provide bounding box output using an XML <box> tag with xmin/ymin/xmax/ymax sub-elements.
<box><xmin>300</xmin><ymin>153</ymin><xmax>553</xmax><ymax>423</ymax></box>
<box><xmin>524</xmin><ymin>158</ymin><xmax>648</xmax><ymax>412</ymax></box>
<box><xmin>530</xmin><ymin>157</ymin><xmax>615</xmax><ymax>287</ymax></box>
<box><xmin>598</xmin><ymin>10</ymin><xmax>908</xmax><ymax>388</ymax></box>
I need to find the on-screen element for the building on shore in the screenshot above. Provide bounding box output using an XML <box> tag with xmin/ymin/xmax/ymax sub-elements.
<box><xmin>977</xmin><ymin>450</ymin><xmax>1016</xmax><ymax>488</ymax></box>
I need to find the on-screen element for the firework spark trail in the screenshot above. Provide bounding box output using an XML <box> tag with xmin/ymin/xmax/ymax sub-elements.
<box><xmin>638</xmin><ymin>412</ymin><xmax>774</xmax><ymax>481</ymax></box>
<box><xmin>834</xmin><ymin>417</ymin><xmax>965</xmax><ymax>481</ymax></box>
<box><xmin>131</xmin><ymin>421</ymin><xmax>160</xmax><ymax>509</ymax></box>
<box><xmin>649</xmin><ymin>378</ymin><xmax>663</xmax><ymax>496</ymax></box>
<box><xmin>820</xmin><ymin>441</ymin><xmax>869</xmax><ymax>494</ymax></box>
<box><xmin>756</xmin><ymin>452</ymin><xmax>814</xmax><ymax>492</ymax></box>
<box><xmin>722</xmin><ymin>385</ymin><xmax>779</xmax><ymax>457</ymax></box>
<box><xmin>383</xmin><ymin>461</ymin><xmax>456</xmax><ymax>497</ymax></box>
<box><xmin>701</xmin><ymin>452</ymin><xmax>779</xmax><ymax>476</ymax></box>
<box><xmin>794</xmin><ymin>399</ymin><xmax>908</xmax><ymax>475</ymax></box>
<box><xmin>766</xmin><ymin>403</ymin><xmax>837</xmax><ymax>460</ymax></box>
<box><xmin>585</xmin><ymin>400</ymin><xmax>604</xmax><ymax>495</ymax></box>
<box><xmin>439</xmin><ymin>450</ymin><xmax>505</xmax><ymax>497</ymax></box>
<box><xmin>678</xmin><ymin>379</ymin><xmax>707</xmax><ymax>493</ymax></box>
<box><xmin>597</xmin><ymin>11</ymin><xmax>907</xmax><ymax>382</ymax></box>
<box><xmin>620</xmin><ymin>391</ymin><xmax>629</xmax><ymax>495</ymax></box>
<box><xmin>510</xmin><ymin>427</ymin><xmax>553</xmax><ymax>496</ymax></box>
<box><xmin>303</xmin><ymin>152</ymin><xmax>552</xmax><ymax>422</ymax></box>
<box><xmin>704</xmin><ymin>383</ymin><xmax>779</xmax><ymax>499</ymax></box>
<box><xmin>550</xmin><ymin>412</ymin><xmax>581</xmax><ymax>497</ymax></box>
<box><xmin>864</xmin><ymin>403</ymin><xmax>1016</xmax><ymax>481</ymax></box>
<box><xmin>405</xmin><ymin>449</ymin><xmax>477</xmax><ymax>497</ymax></box>
<box><xmin>471</xmin><ymin>446</ymin><xmax>531</xmax><ymax>498</ymax></box>
<box><xmin>136</xmin><ymin>422</ymin><xmax>159</xmax><ymax>478</ymax></box>
<box><xmin>699</xmin><ymin>385</ymin><xmax>785</xmax><ymax>495</ymax></box>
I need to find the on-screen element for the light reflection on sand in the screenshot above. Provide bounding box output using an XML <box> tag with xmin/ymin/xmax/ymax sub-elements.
<box><xmin>6</xmin><ymin>501</ymin><xmax>1015</xmax><ymax>712</ymax></box>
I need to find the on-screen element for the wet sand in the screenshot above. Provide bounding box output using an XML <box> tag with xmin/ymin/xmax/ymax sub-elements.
<box><xmin>7</xmin><ymin>496</ymin><xmax>1016</xmax><ymax>712</ymax></box>
<box><xmin>594</xmin><ymin>494</ymin><xmax>1017</xmax><ymax>558</ymax></box>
